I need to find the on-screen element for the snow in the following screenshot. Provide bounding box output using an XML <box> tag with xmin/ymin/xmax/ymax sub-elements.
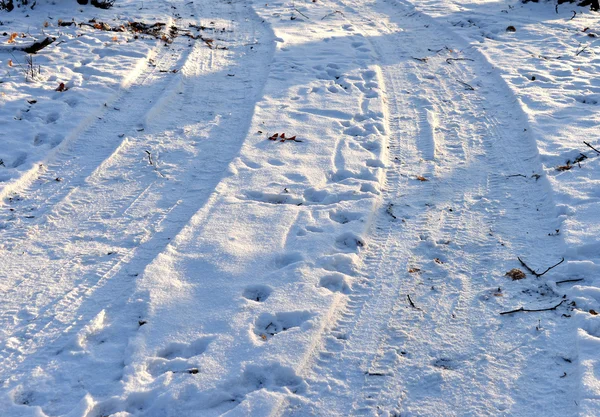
<box><xmin>1</xmin><ymin>0</ymin><xmax>599</xmax><ymax>415</ymax></box>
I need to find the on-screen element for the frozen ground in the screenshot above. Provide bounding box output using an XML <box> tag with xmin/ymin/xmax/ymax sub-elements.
<box><xmin>0</xmin><ymin>0</ymin><xmax>599</xmax><ymax>415</ymax></box>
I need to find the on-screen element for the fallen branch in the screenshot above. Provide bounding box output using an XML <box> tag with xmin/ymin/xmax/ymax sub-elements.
<box><xmin>555</xmin><ymin>278</ymin><xmax>584</xmax><ymax>285</ymax></box>
<box><xmin>500</xmin><ymin>299</ymin><xmax>565</xmax><ymax>315</ymax></box>
<box><xmin>518</xmin><ymin>256</ymin><xmax>565</xmax><ymax>277</ymax></box>
<box><xmin>19</xmin><ymin>37</ymin><xmax>56</xmax><ymax>54</ymax></box>
<box><xmin>583</xmin><ymin>141</ymin><xmax>600</xmax><ymax>155</ymax></box>
<box><xmin>407</xmin><ymin>294</ymin><xmax>421</xmax><ymax>310</ymax></box>
<box><xmin>446</xmin><ymin>57</ymin><xmax>474</xmax><ymax>64</ymax></box>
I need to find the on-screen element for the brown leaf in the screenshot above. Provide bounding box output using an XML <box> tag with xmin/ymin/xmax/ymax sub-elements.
<box><xmin>416</xmin><ymin>176</ymin><xmax>428</xmax><ymax>182</ymax></box>
<box><xmin>505</xmin><ymin>268</ymin><xmax>526</xmax><ymax>280</ymax></box>
<box><xmin>556</xmin><ymin>164</ymin><xmax>572</xmax><ymax>172</ymax></box>
<box><xmin>590</xmin><ymin>310</ymin><xmax>598</xmax><ymax>316</ymax></box>
<box><xmin>55</xmin><ymin>82</ymin><xmax>67</xmax><ymax>92</ymax></box>
<box><xmin>408</xmin><ymin>268</ymin><xmax>421</xmax><ymax>274</ymax></box>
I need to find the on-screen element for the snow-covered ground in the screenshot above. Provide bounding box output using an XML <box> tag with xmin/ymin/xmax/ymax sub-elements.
<box><xmin>0</xmin><ymin>0</ymin><xmax>599</xmax><ymax>415</ymax></box>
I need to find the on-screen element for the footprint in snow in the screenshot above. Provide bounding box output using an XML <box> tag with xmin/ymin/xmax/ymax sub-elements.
<box><xmin>242</xmin><ymin>284</ymin><xmax>272</xmax><ymax>302</ymax></box>
<box><xmin>254</xmin><ymin>311</ymin><xmax>313</xmax><ymax>341</ymax></box>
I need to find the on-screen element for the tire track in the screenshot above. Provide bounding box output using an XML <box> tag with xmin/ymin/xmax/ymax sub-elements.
<box><xmin>286</xmin><ymin>1</ymin><xmax>573</xmax><ymax>415</ymax></box>
<box><xmin>0</xmin><ymin>1</ymin><xmax>275</xmax><ymax>407</ymax></box>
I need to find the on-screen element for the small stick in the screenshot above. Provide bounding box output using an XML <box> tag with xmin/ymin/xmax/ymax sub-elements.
<box><xmin>456</xmin><ymin>80</ymin><xmax>475</xmax><ymax>91</ymax></box>
<box><xmin>583</xmin><ymin>141</ymin><xmax>600</xmax><ymax>155</ymax></box>
<box><xmin>407</xmin><ymin>294</ymin><xmax>421</xmax><ymax>310</ymax></box>
<box><xmin>321</xmin><ymin>10</ymin><xmax>344</xmax><ymax>20</ymax></box>
<box><xmin>386</xmin><ymin>203</ymin><xmax>397</xmax><ymax>220</ymax></box>
<box><xmin>145</xmin><ymin>150</ymin><xmax>166</xmax><ymax>177</ymax></box>
<box><xmin>412</xmin><ymin>57</ymin><xmax>428</xmax><ymax>63</ymax></box>
<box><xmin>145</xmin><ymin>150</ymin><xmax>154</xmax><ymax>166</ymax></box>
<box><xmin>518</xmin><ymin>257</ymin><xmax>565</xmax><ymax>277</ymax></box>
<box><xmin>507</xmin><ymin>174</ymin><xmax>527</xmax><ymax>178</ymax></box>
<box><xmin>570</xmin><ymin>10</ymin><xmax>577</xmax><ymax>20</ymax></box>
<box><xmin>172</xmin><ymin>368</ymin><xmax>199</xmax><ymax>374</ymax></box>
<box><xmin>500</xmin><ymin>300</ymin><xmax>565</xmax><ymax>315</ymax></box>
<box><xmin>293</xmin><ymin>6</ymin><xmax>310</xmax><ymax>19</ymax></box>
<box><xmin>428</xmin><ymin>46</ymin><xmax>449</xmax><ymax>54</ymax></box>
<box><xmin>446</xmin><ymin>58</ymin><xmax>474</xmax><ymax>64</ymax></box>
<box><xmin>555</xmin><ymin>278</ymin><xmax>584</xmax><ymax>285</ymax></box>
<box><xmin>576</xmin><ymin>43</ymin><xmax>590</xmax><ymax>57</ymax></box>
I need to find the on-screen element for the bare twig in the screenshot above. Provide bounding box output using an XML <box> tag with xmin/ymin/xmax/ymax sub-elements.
<box><xmin>555</xmin><ymin>278</ymin><xmax>584</xmax><ymax>285</ymax></box>
<box><xmin>518</xmin><ymin>257</ymin><xmax>565</xmax><ymax>277</ymax></box>
<box><xmin>583</xmin><ymin>141</ymin><xmax>600</xmax><ymax>155</ymax></box>
<box><xmin>507</xmin><ymin>174</ymin><xmax>527</xmax><ymax>178</ymax></box>
<box><xmin>576</xmin><ymin>43</ymin><xmax>590</xmax><ymax>56</ymax></box>
<box><xmin>172</xmin><ymin>368</ymin><xmax>199</xmax><ymax>374</ymax></box>
<box><xmin>321</xmin><ymin>10</ymin><xmax>344</xmax><ymax>20</ymax></box>
<box><xmin>292</xmin><ymin>6</ymin><xmax>310</xmax><ymax>20</ymax></box>
<box><xmin>386</xmin><ymin>203</ymin><xmax>397</xmax><ymax>220</ymax></box>
<box><xmin>500</xmin><ymin>299</ymin><xmax>565</xmax><ymax>315</ymax></box>
<box><xmin>407</xmin><ymin>294</ymin><xmax>421</xmax><ymax>310</ymax></box>
<box><xmin>412</xmin><ymin>57</ymin><xmax>428</xmax><ymax>63</ymax></box>
<box><xmin>570</xmin><ymin>10</ymin><xmax>577</xmax><ymax>20</ymax></box>
<box><xmin>446</xmin><ymin>57</ymin><xmax>474</xmax><ymax>64</ymax></box>
<box><xmin>145</xmin><ymin>150</ymin><xmax>166</xmax><ymax>177</ymax></box>
<box><xmin>428</xmin><ymin>46</ymin><xmax>449</xmax><ymax>54</ymax></box>
<box><xmin>456</xmin><ymin>80</ymin><xmax>475</xmax><ymax>91</ymax></box>
<box><xmin>145</xmin><ymin>150</ymin><xmax>154</xmax><ymax>166</ymax></box>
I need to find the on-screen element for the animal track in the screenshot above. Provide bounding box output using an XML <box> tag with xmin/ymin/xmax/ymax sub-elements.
<box><xmin>319</xmin><ymin>273</ymin><xmax>352</xmax><ymax>294</ymax></box>
<box><xmin>335</xmin><ymin>232</ymin><xmax>366</xmax><ymax>252</ymax></box>
<box><xmin>242</xmin><ymin>190</ymin><xmax>303</xmax><ymax>206</ymax></box>
<box><xmin>240</xmin><ymin>363</ymin><xmax>307</xmax><ymax>394</ymax></box>
<box><xmin>243</xmin><ymin>285</ymin><xmax>272</xmax><ymax>302</ymax></box>
<box><xmin>46</xmin><ymin>112</ymin><xmax>60</xmax><ymax>124</ymax></box>
<box><xmin>574</xmin><ymin>94</ymin><xmax>599</xmax><ymax>105</ymax></box>
<box><xmin>145</xmin><ymin>337</ymin><xmax>213</xmax><ymax>377</ymax></box>
<box><xmin>157</xmin><ymin>337</ymin><xmax>213</xmax><ymax>360</ymax></box>
<box><xmin>33</xmin><ymin>132</ymin><xmax>48</xmax><ymax>146</ymax></box>
<box><xmin>329</xmin><ymin>210</ymin><xmax>363</xmax><ymax>224</ymax></box>
<box><xmin>273</xmin><ymin>251</ymin><xmax>304</xmax><ymax>269</ymax></box>
<box><xmin>254</xmin><ymin>311</ymin><xmax>312</xmax><ymax>341</ymax></box>
<box><xmin>317</xmin><ymin>254</ymin><xmax>360</xmax><ymax>276</ymax></box>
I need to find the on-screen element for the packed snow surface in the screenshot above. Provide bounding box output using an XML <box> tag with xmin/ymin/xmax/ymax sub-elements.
<box><xmin>1</xmin><ymin>0</ymin><xmax>599</xmax><ymax>415</ymax></box>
